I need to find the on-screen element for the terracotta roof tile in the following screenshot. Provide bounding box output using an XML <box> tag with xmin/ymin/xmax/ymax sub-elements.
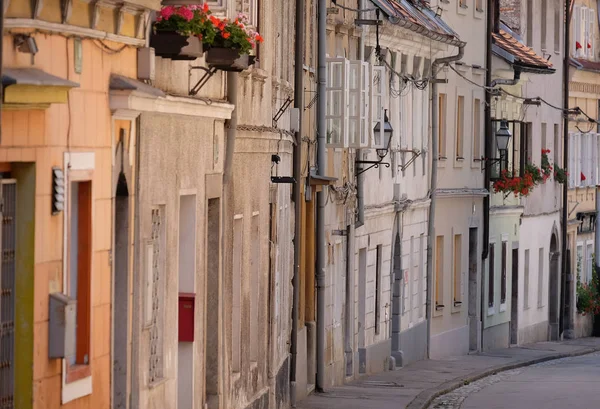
<box><xmin>371</xmin><ymin>0</ymin><xmax>460</xmax><ymax>43</ymax></box>
<box><xmin>492</xmin><ymin>29</ymin><xmax>553</xmax><ymax>70</ymax></box>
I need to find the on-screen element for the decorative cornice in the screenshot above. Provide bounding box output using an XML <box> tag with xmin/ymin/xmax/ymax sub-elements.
<box><xmin>5</xmin><ymin>19</ymin><xmax>146</xmax><ymax>46</ymax></box>
<box><xmin>569</xmin><ymin>81</ymin><xmax>600</xmax><ymax>95</ymax></box>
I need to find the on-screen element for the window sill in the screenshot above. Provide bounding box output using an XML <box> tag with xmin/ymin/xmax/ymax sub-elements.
<box><xmin>499</xmin><ymin>303</ymin><xmax>507</xmax><ymax>313</ymax></box>
<box><xmin>487</xmin><ymin>306</ymin><xmax>495</xmax><ymax>316</ymax></box>
<box><xmin>435</xmin><ymin>304</ymin><xmax>445</xmax><ymax>311</ymax></box>
<box><xmin>62</xmin><ymin>366</ymin><xmax>92</xmax><ymax>404</ymax></box>
<box><xmin>148</xmin><ymin>376</ymin><xmax>168</xmax><ymax>389</ymax></box>
<box><xmin>66</xmin><ymin>363</ymin><xmax>91</xmax><ymax>384</ymax></box>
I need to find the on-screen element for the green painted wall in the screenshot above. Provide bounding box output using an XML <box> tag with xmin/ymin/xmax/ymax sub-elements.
<box><xmin>13</xmin><ymin>163</ymin><xmax>35</xmax><ymax>409</ymax></box>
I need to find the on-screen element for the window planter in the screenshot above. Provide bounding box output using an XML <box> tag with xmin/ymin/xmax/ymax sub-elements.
<box><xmin>150</xmin><ymin>31</ymin><xmax>204</xmax><ymax>61</ymax></box>
<box><xmin>205</xmin><ymin>47</ymin><xmax>255</xmax><ymax>72</ymax></box>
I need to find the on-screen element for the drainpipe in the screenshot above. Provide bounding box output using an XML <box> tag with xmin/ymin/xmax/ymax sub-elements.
<box><xmin>316</xmin><ymin>0</ymin><xmax>327</xmax><ymax>392</ymax></box>
<box><xmin>224</xmin><ymin>73</ymin><xmax>238</xmax><ymax>185</ymax></box>
<box><xmin>0</xmin><ymin>0</ymin><xmax>3</xmax><ymax>143</ymax></box>
<box><xmin>344</xmin><ymin>223</ymin><xmax>355</xmax><ymax>377</ymax></box>
<box><xmin>490</xmin><ymin>70</ymin><xmax>520</xmax><ymax>88</ymax></box>
<box><xmin>290</xmin><ymin>0</ymin><xmax>304</xmax><ymax>404</ymax></box>
<box><xmin>356</xmin><ymin>0</ymin><xmax>366</xmax><ymax>228</ymax></box>
<box><xmin>481</xmin><ymin>0</ymin><xmax>493</xmax><ymax>352</ymax></box>
<box><xmin>560</xmin><ymin>0</ymin><xmax>573</xmax><ymax>339</ymax></box>
<box><xmin>426</xmin><ymin>43</ymin><xmax>465</xmax><ymax>359</ymax></box>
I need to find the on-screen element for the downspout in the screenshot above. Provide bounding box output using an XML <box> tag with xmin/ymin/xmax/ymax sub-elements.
<box><xmin>560</xmin><ymin>0</ymin><xmax>572</xmax><ymax>338</ymax></box>
<box><xmin>490</xmin><ymin>70</ymin><xmax>520</xmax><ymax>88</ymax></box>
<box><xmin>344</xmin><ymin>223</ymin><xmax>355</xmax><ymax>377</ymax></box>
<box><xmin>0</xmin><ymin>0</ymin><xmax>3</xmax><ymax>144</ymax></box>
<box><xmin>426</xmin><ymin>43</ymin><xmax>465</xmax><ymax>358</ymax></box>
<box><xmin>316</xmin><ymin>0</ymin><xmax>327</xmax><ymax>392</ymax></box>
<box><xmin>224</xmin><ymin>73</ymin><xmax>239</xmax><ymax>185</ymax></box>
<box><xmin>356</xmin><ymin>0</ymin><xmax>366</xmax><ymax>228</ymax></box>
<box><xmin>290</xmin><ymin>0</ymin><xmax>304</xmax><ymax>404</ymax></box>
<box><xmin>481</xmin><ymin>0</ymin><xmax>493</xmax><ymax>352</ymax></box>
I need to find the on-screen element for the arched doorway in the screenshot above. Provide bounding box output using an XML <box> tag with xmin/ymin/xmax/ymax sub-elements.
<box><xmin>548</xmin><ymin>232</ymin><xmax>560</xmax><ymax>341</ymax></box>
<box><xmin>113</xmin><ymin>172</ymin><xmax>130</xmax><ymax>408</ymax></box>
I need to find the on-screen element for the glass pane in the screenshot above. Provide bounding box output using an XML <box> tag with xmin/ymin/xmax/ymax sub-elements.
<box><xmin>328</xmin><ymin>90</ymin><xmax>343</xmax><ymax>116</ymax></box>
<box><xmin>349</xmin><ymin>92</ymin><xmax>359</xmax><ymax>117</ymax></box>
<box><xmin>349</xmin><ymin>118</ymin><xmax>359</xmax><ymax>146</ymax></box>
<box><xmin>327</xmin><ymin>118</ymin><xmax>342</xmax><ymax>145</ymax></box>
<box><xmin>349</xmin><ymin>65</ymin><xmax>359</xmax><ymax>90</ymax></box>
<box><xmin>331</xmin><ymin>62</ymin><xmax>343</xmax><ymax>88</ymax></box>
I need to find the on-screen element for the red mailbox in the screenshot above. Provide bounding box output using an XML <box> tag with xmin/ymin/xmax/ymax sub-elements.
<box><xmin>178</xmin><ymin>293</ymin><xmax>195</xmax><ymax>342</ymax></box>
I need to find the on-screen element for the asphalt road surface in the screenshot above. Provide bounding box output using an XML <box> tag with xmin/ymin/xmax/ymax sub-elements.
<box><xmin>431</xmin><ymin>352</ymin><xmax>600</xmax><ymax>409</ymax></box>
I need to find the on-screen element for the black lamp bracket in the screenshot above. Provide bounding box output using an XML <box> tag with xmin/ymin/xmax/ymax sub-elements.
<box><xmin>189</xmin><ymin>66</ymin><xmax>218</xmax><ymax>96</ymax></box>
<box><xmin>356</xmin><ymin>159</ymin><xmax>390</xmax><ymax>176</ymax></box>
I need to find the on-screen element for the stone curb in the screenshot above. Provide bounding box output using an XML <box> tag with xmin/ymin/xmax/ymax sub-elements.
<box><xmin>406</xmin><ymin>345</ymin><xmax>600</xmax><ymax>409</ymax></box>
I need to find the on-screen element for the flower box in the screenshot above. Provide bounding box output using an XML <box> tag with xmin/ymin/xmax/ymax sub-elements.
<box><xmin>205</xmin><ymin>47</ymin><xmax>255</xmax><ymax>72</ymax></box>
<box><xmin>150</xmin><ymin>31</ymin><xmax>204</xmax><ymax>61</ymax></box>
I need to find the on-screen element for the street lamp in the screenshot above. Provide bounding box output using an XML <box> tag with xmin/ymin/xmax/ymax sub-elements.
<box><xmin>373</xmin><ymin>110</ymin><xmax>393</xmax><ymax>159</ymax></box>
<box><xmin>356</xmin><ymin>109</ymin><xmax>394</xmax><ymax>176</ymax></box>
<box><xmin>483</xmin><ymin>119</ymin><xmax>513</xmax><ymax>179</ymax></box>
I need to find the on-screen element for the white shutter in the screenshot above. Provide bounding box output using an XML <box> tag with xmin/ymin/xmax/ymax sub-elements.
<box><xmin>348</xmin><ymin>60</ymin><xmax>361</xmax><ymax>148</ymax></box>
<box><xmin>574</xmin><ymin>6</ymin><xmax>582</xmax><ymax>56</ymax></box>
<box><xmin>361</xmin><ymin>62</ymin><xmax>370</xmax><ymax>147</ymax></box>
<box><xmin>581</xmin><ymin>6</ymin><xmax>587</xmax><ymax>57</ymax></box>
<box><xmin>371</xmin><ymin>65</ymin><xmax>387</xmax><ymax>149</ymax></box>
<box><xmin>326</xmin><ymin>58</ymin><xmax>349</xmax><ymax>148</ymax></box>
<box><xmin>589</xmin><ymin>9</ymin><xmax>595</xmax><ymax>58</ymax></box>
<box><xmin>569</xmin><ymin>132</ymin><xmax>576</xmax><ymax>187</ymax></box>
<box><xmin>593</xmin><ymin>133</ymin><xmax>599</xmax><ymax>185</ymax></box>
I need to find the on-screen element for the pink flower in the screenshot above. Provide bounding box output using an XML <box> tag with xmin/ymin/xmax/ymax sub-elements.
<box><xmin>160</xmin><ymin>6</ymin><xmax>176</xmax><ymax>20</ymax></box>
<box><xmin>177</xmin><ymin>6</ymin><xmax>194</xmax><ymax>21</ymax></box>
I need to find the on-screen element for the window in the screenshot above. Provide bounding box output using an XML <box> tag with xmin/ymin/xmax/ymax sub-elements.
<box><xmin>541</xmin><ymin>123</ymin><xmax>547</xmax><ymax>152</ymax></box>
<box><xmin>375</xmin><ymin>244</ymin><xmax>382</xmax><ymax>334</ymax></box>
<box><xmin>586</xmin><ymin>243</ymin><xmax>594</xmax><ymax>282</ymax></box>
<box><xmin>538</xmin><ymin>248</ymin><xmax>544</xmax><ymax>308</ymax></box>
<box><xmin>571</xmin><ymin>132</ymin><xmax>600</xmax><ymax>187</ymax></box>
<box><xmin>453</xmin><ymin>234</ymin><xmax>462</xmax><ymax>305</ymax></box>
<box><xmin>148</xmin><ymin>206</ymin><xmax>165</xmax><ymax>384</ymax></box>
<box><xmin>372</xmin><ymin>65</ymin><xmax>387</xmax><ymax>148</ymax></box>
<box><xmin>232</xmin><ymin>215</ymin><xmax>243</xmax><ymax>371</ymax></box>
<box><xmin>587</xmin><ymin>9</ymin><xmax>595</xmax><ymax>58</ymax></box>
<box><xmin>348</xmin><ymin>61</ymin><xmax>371</xmax><ymax>148</ymax></box>
<box><xmin>554</xmin><ymin>124</ymin><xmax>560</xmax><ymax>166</ymax></box>
<box><xmin>527</xmin><ymin>0</ymin><xmax>533</xmax><ymax>47</ymax></box>
<box><xmin>541</xmin><ymin>0</ymin><xmax>547</xmax><ymax>50</ymax></box>
<box><xmin>525</xmin><ymin>122</ymin><xmax>533</xmax><ymax>166</ymax></box>
<box><xmin>438</xmin><ymin>93</ymin><xmax>447</xmax><ymax>158</ymax></box>
<box><xmin>435</xmin><ymin>236</ymin><xmax>444</xmax><ymax>308</ymax></box>
<box><xmin>501</xmin><ymin>241</ymin><xmax>507</xmax><ymax>305</ymax></box>
<box><xmin>459</xmin><ymin>0</ymin><xmax>467</xmax><ymax>7</ymax></box>
<box><xmin>554</xmin><ymin>0</ymin><xmax>560</xmax><ymax>52</ymax></box>
<box><xmin>67</xmin><ymin>180</ymin><xmax>92</xmax><ymax>382</ymax></box>
<box><xmin>524</xmin><ymin>249</ymin><xmax>530</xmax><ymax>308</ymax></box>
<box><xmin>473</xmin><ymin>98</ymin><xmax>481</xmax><ymax>160</ymax></box>
<box><xmin>476</xmin><ymin>0</ymin><xmax>483</xmax><ymax>12</ymax></box>
<box><xmin>326</xmin><ymin>58</ymin><xmax>349</xmax><ymax>147</ymax></box>
<box><xmin>488</xmin><ymin>243</ymin><xmax>495</xmax><ymax>308</ymax></box>
<box><xmin>456</xmin><ymin>96</ymin><xmax>465</xmax><ymax>159</ymax></box>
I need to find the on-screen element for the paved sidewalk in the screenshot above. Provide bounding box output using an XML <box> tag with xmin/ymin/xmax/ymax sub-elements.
<box><xmin>295</xmin><ymin>338</ymin><xmax>600</xmax><ymax>409</ymax></box>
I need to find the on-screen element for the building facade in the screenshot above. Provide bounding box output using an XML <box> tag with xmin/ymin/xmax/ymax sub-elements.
<box><xmin>0</xmin><ymin>1</ymin><xmax>160</xmax><ymax>409</ymax></box>
<box><xmin>568</xmin><ymin>0</ymin><xmax>600</xmax><ymax>338</ymax></box>
<box><xmin>428</xmin><ymin>0</ymin><xmax>487</xmax><ymax>358</ymax></box>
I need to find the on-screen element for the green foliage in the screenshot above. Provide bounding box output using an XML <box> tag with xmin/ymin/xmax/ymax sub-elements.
<box><xmin>576</xmin><ymin>253</ymin><xmax>600</xmax><ymax>315</ymax></box>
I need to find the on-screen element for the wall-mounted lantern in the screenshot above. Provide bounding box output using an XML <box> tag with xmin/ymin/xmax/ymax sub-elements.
<box><xmin>356</xmin><ymin>109</ymin><xmax>393</xmax><ymax>176</ymax></box>
<box><xmin>484</xmin><ymin>119</ymin><xmax>512</xmax><ymax>180</ymax></box>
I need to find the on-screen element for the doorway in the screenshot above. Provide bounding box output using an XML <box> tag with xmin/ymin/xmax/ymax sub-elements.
<box><xmin>468</xmin><ymin>228</ymin><xmax>478</xmax><ymax>352</ymax></box>
<box><xmin>113</xmin><ymin>173</ymin><xmax>130</xmax><ymax>409</ymax></box>
<box><xmin>510</xmin><ymin>248</ymin><xmax>519</xmax><ymax>345</ymax></box>
<box><xmin>549</xmin><ymin>233</ymin><xmax>560</xmax><ymax>341</ymax></box>
<box><xmin>391</xmin><ymin>233</ymin><xmax>402</xmax><ymax>353</ymax></box>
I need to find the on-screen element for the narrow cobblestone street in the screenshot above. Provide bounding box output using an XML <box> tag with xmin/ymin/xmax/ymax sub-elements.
<box><xmin>433</xmin><ymin>352</ymin><xmax>600</xmax><ymax>409</ymax></box>
<box><xmin>296</xmin><ymin>338</ymin><xmax>600</xmax><ymax>409</ymax></box>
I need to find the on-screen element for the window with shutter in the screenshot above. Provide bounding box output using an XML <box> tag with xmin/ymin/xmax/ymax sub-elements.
<box><xmin>573</xmin><ymin>6</ymin><xmax>582</xmax><ymax>57</ymax></box>
<box><xmin>371</xmin><ymin>65</ymin><xmax>387</xmax><ymax>149</ymax></box>
<box><xmin>361</xmin><ymin>62</ymin><xmax>370</xmax><ymax>147</ymax></box>
<box><xmin>568</xmin><ymin>132</ymin><xmax>576</xmax><ymax>187</ymax></box>
<box><xmin>348</xmin><ymin>61</ymin><xmax>361</xmax><ymax>148</ymax></box>
<box><xmin>326</xmin><ymin>58</ymin><xmax>349</xmax><ymax>148</ymax></box>
<box><xmin>588</xmin><ymin>9</ymin><xmax>595</xmax><ymax>58</ymax></box>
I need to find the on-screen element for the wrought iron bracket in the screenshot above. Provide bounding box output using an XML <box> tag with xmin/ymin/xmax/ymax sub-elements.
<box><xmin>356</xmin><ymin>160</ymin><xmax>390</xmax><ymax>176</ymax></box>
<box><xmin>480</xmin><ymin>157</ymin><xmax>501</xmax><ymax>173</ymax></box>
<box><xmin>272</xmin><ymin>96</ymin><xmax>293</xmax><ymax>128</ymax></box>
<box><xmin>399</xmin><ymin>149</ymin><xmax>421</xmax><ymax>172</ymax></box>
<box><xmin>189</xmin><ymin>66</ymin><xmax>218</xmax><ymax>96</ymax></box>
